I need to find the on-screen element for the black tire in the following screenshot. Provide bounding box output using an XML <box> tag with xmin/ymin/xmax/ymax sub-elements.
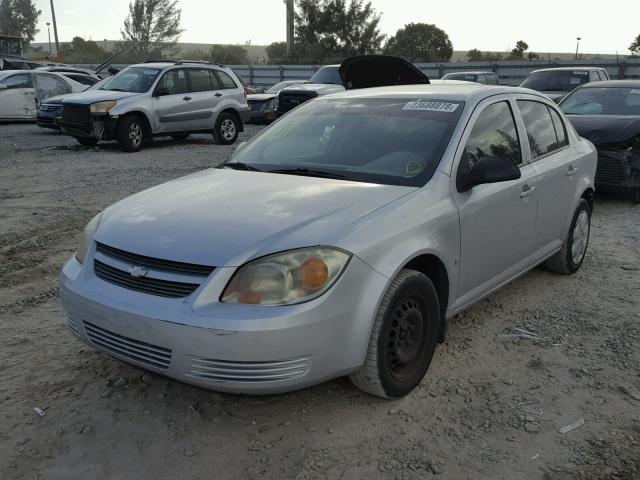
<box><xmin>170</xmin><ymin>133</ymin><xmax>190</xmax><ymax>140</ymax></box>
<box><xmin>116</xmin><ymin>115</ymin><xmax>145</xmax><ymax>152</ymax></box>
<box><xmin>544</xmin><ymin>198</ymin><xmax>591</xmax><ymax>274</ymax></box>
<box><xmin>75</xmin><ymin>137</ymin><xmax>98</xmax><ymax>146</ymax></box>
<box><xmin>350</xmin><ymin>269</ymin><xmax>440</xmax><ymax>399</ymax></box>
<box><xmin>212</xmin><ymin>112</ymin><xmax>239</xmax><ymax>145</ymax></box>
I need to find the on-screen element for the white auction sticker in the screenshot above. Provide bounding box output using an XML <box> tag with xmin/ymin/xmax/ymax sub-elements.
<box><xmin>630</xmin><ymin>89</ymin><xmax>640</xmax><ymax>95</ymax></box>
<box><xmin>403</xmin><ymin>100</ymin><xmax>459</xmax><ymax>112</ymax></box>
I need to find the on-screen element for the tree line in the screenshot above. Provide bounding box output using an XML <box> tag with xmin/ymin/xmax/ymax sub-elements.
<box><xmin>2</xmin><ymin>0</ymin><xmax>640</xmax><ymax>65</ymax></box>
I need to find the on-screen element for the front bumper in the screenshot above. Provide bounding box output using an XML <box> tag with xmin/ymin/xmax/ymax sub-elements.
<box><xmin>60</xmin><ymin>113</ymin><xmax>117</xmax><ymax>140</ymax></box>
<box><xmin>60</xmin><ymin>252</ymin><xmax>387</xmax><ymax>394</ymax></box>
<box><xmin>595</xmin><ymin>150</ymin><xmax>640</xmax><ymax>195</ymax></box>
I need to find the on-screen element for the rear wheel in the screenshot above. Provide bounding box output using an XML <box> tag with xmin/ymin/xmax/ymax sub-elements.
<box><xmin>350</xmin><ymin>269</ymin><xmax>440</xmax><ymax>399</ymax></box>
<box><xmin>212</xmin><ymin>112</ymin><xmax>239</xmax><ymax>145</ymax></box>
<box><xmin>170</xmin><ymin>133</ymin><xmax>190</xmax><ymax>140</ymax></box>
<box><xmin>75</xmin><ymin>137</ymin><xmax>98</xmax><ymax>146</ymax></box>
<box><xmin>544</xmin><ymin>198</ymin><xmax>591</xmax><ymax>274</ymax></box>
<box><xmin>117</xmin><ymin>115</ymin><xmax>145</xmax><ymax>152</ymax></box>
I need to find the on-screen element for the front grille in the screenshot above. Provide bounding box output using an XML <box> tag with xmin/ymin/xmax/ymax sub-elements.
<box><xmin>94</xmin><ymin>260</ymin><xmax>200</xmax><ymax>298</ymax></box>
<box><xmin>40</xmin><ymin>104</ymin><xmax>62</xmax><ymax>112</ymax></box>
<box><xmin>61</xmin><ymin>104</ymin><xmax>90</xmax><ymax>125</ymax></box>
<box><xmin>188</xmin><ymin>356</ymin><xmax>311</xmax><ymax>383</ymax></box>
<box><xmin>84</xmin><ymin>321</ymin><xmax>172</xmax><ymax>369</ymax></box>
<box><xmin>65</xmin><ymin>313</ymin><xmax>80</xmax><ymax>336</ymax></box>
<box><xmin>96</xmin><ymin>242</ymin><xmax>214</xmax><ymax>277</ymax></box>
<box><xmin>278</xmin><ymin>91</ymin><xmax>318</xmax><ymax>113</ymax></box>
<box><xmin>596</xmin><ymin>151</ymin><xmax>628</xmax><ymax>186</ymax></box>
<box><xmin>249</xmin><ymin>101</ymin><xmax>264</xmax><ymax>111</ymax></box>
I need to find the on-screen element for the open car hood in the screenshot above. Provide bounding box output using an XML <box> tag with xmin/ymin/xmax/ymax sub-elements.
<box><xmin>339</xmin><ymin>55</ymin><xmax>430</xmax><ymax>90</ymax></box>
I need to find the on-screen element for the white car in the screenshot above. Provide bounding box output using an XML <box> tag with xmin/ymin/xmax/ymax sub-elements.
<box><xmin>0</xmin><ymin>70</ymin><xmax>86</xmax><ymax>120</ymax></box>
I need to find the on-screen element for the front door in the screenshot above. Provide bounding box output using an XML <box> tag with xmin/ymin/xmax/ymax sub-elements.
<box><xmin>452</xmin><ymin>98</ymin><xmax>539</xmax><ymax>309</ymax></box>
<box><xmin>152</xmin><ymin>68</ymin><xmax>193</xmax><ymax>133</ymax></box>
<box><xmin>0</xmin><ymin>72</ymin><xmax>35</xmax><ymax>118</ymax></box>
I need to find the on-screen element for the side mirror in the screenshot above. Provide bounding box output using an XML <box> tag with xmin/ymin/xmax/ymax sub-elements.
<box><xmin>154</xmin><ymin>86</ymin><xmax>170</xmax><ymax>97</ymax></box>
<box><xmin>458</xmin><ymin>156</ymin><xmax>521</xmax><ymax>192</ymax></box>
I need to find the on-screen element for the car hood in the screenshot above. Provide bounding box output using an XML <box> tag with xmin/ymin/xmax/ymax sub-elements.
<box><xmin>567</xmin><ymin>115</ymin><xmax>640</xmax><ymax>145</ymax></box>
<box><xmin>339</xmin><ymin>55</ymin><xmax>430</xmax><ymax>89</ymax></box>
<box><xmin>282</xmin><ymin>83</ymin><xmax>345</xmax><ymax>95</ymax></box>
<box><xmin>247</xmin><ymin>93</ymin><xmax>276</xmax><ymax>101</ymax></box>
<box><xmin>95</xmin><ymin>169</ymin><xmax>415</xmax><ymax>267</ymax></box>
<box><xmin>539</xmin><ymin>91</ymin><xmax>568</xmax><ymax>103</ymax></box>
<box><xmin>42</xmin><ymin>93</ymin><xmax>70</xmax><ymax>105</ymax></box>
<box><xmin>62</xmin><ymin>89</ymin><xmax>140</xmax><ymax>105</ymax></box>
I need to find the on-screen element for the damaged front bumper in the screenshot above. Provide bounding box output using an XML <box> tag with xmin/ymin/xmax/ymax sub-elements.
<box><xmin>59</xmin><ymin>108</ymin><xmax>118</xmax><ymax>140</ymax></box>
<box><xmin>596</xmin><ymin>149</ymin><xmax>640</xmax><ymax>198</ymax></box>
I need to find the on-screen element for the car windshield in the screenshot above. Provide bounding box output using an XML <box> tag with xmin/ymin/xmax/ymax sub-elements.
<box><xmin>560</xmin><ymin>87</ymin><xmax>640</xmax><ymax>115</ymax></box>
<box><xmin>264</xmin><ymin>81</ymin><xmax>300</xmax><ymax>94</ymax></box>
<box><xmin>520</xmin><ymin>70</ymin><xmax>590</xmax><ymax>92</ymax></box>
<box><xmin>100</xmin><ymin>67</ymin><xmax>161</xmax><ymax>93</ymax></box>
<box><xmin>224</xmin><ymin>97</ymin><xmax>463</xmax><ymax>187</ymax></box>
<box><xmin>307</xmin><ymin>66</ymin><xmax>343</xmax><ymax>85</ymax></box>
<box><xmin>444</xmin><ymin>73</ymin><xmax>478</xmax><ymax>82</ymax></box>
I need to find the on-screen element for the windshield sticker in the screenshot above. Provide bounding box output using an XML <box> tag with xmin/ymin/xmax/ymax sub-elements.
<box><xmin>144</xmin><ymin>69</ymin><xmax>159</xmax><ymax>75</ymax></box>
<box><xmin>403</xmin><ymin>100</ymin><xmax>459</xmax><ymax>112</ymax></box>
<box><xmin>405</xmin><ymin>160</ymin><xmax>424</xmax><ymax>177</ymax></box>
<box><xmin>630</xmin><ymin>89</ymin><xmax>640</xmax><ymax>95</ymax></box>
<box><xmin>573</xmin><ymin>71</ymin><xmax>588</xmax><ymax>75</ymax></box>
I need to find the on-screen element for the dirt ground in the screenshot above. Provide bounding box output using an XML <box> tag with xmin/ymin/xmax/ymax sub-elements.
<box><xmin>1</xmin><ymin>123</ymin><xmax>639</xmax><ymax>480</ymax></box>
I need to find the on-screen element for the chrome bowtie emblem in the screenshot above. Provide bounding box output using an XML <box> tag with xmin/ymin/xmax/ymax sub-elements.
<box><xmin>128</xmin><ymin>265</ymin><xmax>148</xmax><ymax>278</ymax></box>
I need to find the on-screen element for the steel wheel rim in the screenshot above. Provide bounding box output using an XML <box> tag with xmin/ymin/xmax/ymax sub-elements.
<box><xmin>221</xmin><ymin>119</ymin><xmax>236</xmax><ymax>140</ymax></box>
<box><xmin>386</xmin><ymin>295</ymin><xmax>427</xmax><ymax>382</ymax></box>
<box><xmin>129</xmin><ymin>123</ymin><xmax>142</xmax><ymax>147</ymax></box>
<box><xmin>571</xmin><ymin>210</ymin><xmax>589</xmax><ymax>264</ymax></box>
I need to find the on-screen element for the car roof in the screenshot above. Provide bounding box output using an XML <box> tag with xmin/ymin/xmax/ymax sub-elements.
<box><xmin>530</xmin><ymin>66</ymin><xmax>605</xmax><ymax>73</ymax></box>
<box><xmin>580</xmin><ymin>79</ymin><xmax>640</xmax><ymax>88</ymax></box>
<box><xmin>325</xmin><ymin>84</ymin><xmax>545</xmax><ymax>102</ymax></box>
<box><xmin>129</xmin><ymin>62</ymin><xmax>229</xmax><ymax>70</ymax></box>
<box><xmin>444</xmin><ymin>71</ymin><xmax>495</xmax><ymax>75</ymax></box>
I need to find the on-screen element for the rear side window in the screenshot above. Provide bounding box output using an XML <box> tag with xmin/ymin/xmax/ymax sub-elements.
<box><xmin>216</xmin><ymin>71</ymin><xmax>238</xmax><ymax>89</ymax></box>
<box><xmin>157</xmin><ymin>68</ymin><xmax>188</xmax><ymax>95</ymax></box>
<box><xmin>517</xmin><ymin>100</ymin><xmax>564</xmax><ymax>159</ymax></box>
<box><xmin>0</xmin><ymin>73</ymin><xmax>32</xmax><ymax>88</ymax></box>
<box><xmin>460</xmin><ymin>101</ymin><xmax>522</xmax><ymax>173</ymax></box>
<box><xmin>208</xmin><ymin>70</ymin><xmax>222</xmax><ymax>89</ymax></box>
<box><xmin>35</xmin><ymin>73</ymin><xmax>70</xmax><ymax>97</ymax></box>
<box><xmin>188</xmin><ymin>68</ymin><xmax>212</xmax><ymax>92</ymax></box>
<box><xmin>549</xmin><ymin>108</ymin><xmax>569</xmax><ymax>148</ymax></box>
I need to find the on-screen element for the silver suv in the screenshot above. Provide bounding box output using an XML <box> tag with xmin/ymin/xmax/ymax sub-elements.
<box><xmin>59</xmin><ymin>61</ymin><xmax>250</xmax><ymax>152</ymax></box>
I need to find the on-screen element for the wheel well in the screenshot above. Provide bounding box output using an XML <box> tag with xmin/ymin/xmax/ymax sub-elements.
<box><xmin>220</xmin><ymin>108</ymin><xmax>244</xmax><ymax>132</ymax></box>
<box><xmin>404</xmin><ymin>254</ymin><xmax>449</xmax><ymax>343</ymax></box>
<box><xmin>119</xmin><ymin>112</ymin><xmax>152</xmax><ymax>140</ymax></box>
<box><xmin>581</xmin><ymin>188</ymin><xmax>595</xmax><ymax>212</ymax></box>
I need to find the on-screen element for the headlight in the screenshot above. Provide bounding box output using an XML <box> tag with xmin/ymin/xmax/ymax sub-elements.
<box><xmin>266</xmin><ymin>98</ymin><xmax>276</xmax><ymax>110</ymax></box>
<box><xmin>221</xmin><ymin>247</ymin><xmax>351</xmax><ymax>305</ymax></box>
<box><xmin>75</xmin><ymin>212</ymin><xmax>103</xmax><ymax>264</ymax></box>
<box><xmin>90</xmin><ymin>100</ymin><xmax>117</xmax><ymax>114</ymax></box>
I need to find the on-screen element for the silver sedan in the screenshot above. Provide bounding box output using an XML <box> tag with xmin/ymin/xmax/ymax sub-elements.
<box><xmin>60</xmin><ymin>83</ymin><xmax>597</xmax><ymax>398</ymax></box>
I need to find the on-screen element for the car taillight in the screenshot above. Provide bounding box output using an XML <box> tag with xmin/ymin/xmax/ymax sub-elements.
<box><xmin>243</xmin><ymin>87</ymin><xmax>248</xmax><ymax>99</ymax></box>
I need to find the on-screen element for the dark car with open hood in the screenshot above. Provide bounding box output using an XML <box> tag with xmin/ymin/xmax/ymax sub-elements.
<box><xmin>560</xmin><ymin>80</ymin><xmax>640</xmax><ymax>202</ymax></box>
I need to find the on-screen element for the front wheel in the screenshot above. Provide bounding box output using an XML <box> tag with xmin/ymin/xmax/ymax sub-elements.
<box><xmin>350</xmin><ymin>269</ymin><xmax>440</xmax><ymax>399</ymax></box>
<box><xmin>117</xmin><ymin>115</ymin><xmax>145</xmax><ymax>152</ymax></box>
<box><xmin>544</xmin><ymin>198</ymin><xmax>591</xmax><ymax>274</ymax></box>
<box><xmin>212</xmin><ymin>112</ymin><xmax>239</xmax><ymax>145</ymax></box>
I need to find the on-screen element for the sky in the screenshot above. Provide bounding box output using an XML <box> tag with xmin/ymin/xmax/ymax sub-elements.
<box><xmin>32</xmin><ymin>0</ymin><xmax>638</xmax><ymax>54</ymax></box>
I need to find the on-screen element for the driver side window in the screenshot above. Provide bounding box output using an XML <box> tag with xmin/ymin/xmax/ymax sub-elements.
<box><xmin>157</xmin><ymin>69</ymin><xmax>188</xmax><ymax>95</ymax></box>
<box><xmin>0</xmin><ymin>73</ymin><xmax>33</xmax><ymax>89</ymax></box>
<box><xmin>459</xmin><ymin>101</ymin><xmax>522</xmax><ymax>178</ymax></box>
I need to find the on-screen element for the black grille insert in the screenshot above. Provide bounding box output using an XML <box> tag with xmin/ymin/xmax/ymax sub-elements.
<box><xmin>94</xmin><ymin>259</ymin><xmax>200</xmax><ymax>298</ymax></box>
<box><xmin>278</xmin><ymin>91</ymin><xmax>318</xmax><ymax>113</ymax></box>
<box><xmin>96</xmin><ymin>242</ymin><xmax>214</xmax><ymax>277</ymax></box>
<box><xmin>61</xmin><ymin>104</ymin><xmax>90</xmax><ymax>125</ymax></box>
<box><xmin>596</xmin><ymin>152</ymin><xmax>628</xmax><ymax>186</ymax></box>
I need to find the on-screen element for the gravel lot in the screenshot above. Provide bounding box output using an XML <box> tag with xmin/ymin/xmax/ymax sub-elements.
<box><xmin>1</xmin><ymin>123</ymin><xmax>639</xmax><ymax>480</ymax></box>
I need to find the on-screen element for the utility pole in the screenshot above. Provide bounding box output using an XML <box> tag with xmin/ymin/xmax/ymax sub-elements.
<box><xmin>575</xmin><ymin>37</ymin><xmax>581</xmax><ymax>60</ymax></box>
<box><xmin>286</xmin><ymin>0</ymin><xmax>294</xmax><ymax>55</ymax></box>
<box><xmin>46</xmin><ymin>22</ymin><xmax>52</xmax><ymax>55</ymax></box>
<box><xmin>50</xmin><ymin>0</ymin><xmax>60</xmax><ymax>54</ymax></box>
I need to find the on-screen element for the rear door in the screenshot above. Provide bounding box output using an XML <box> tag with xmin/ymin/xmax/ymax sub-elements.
<box><xmin>152</xmin><ymin>68</ymin><xmax>191</xmax><ymax>133</ymax></box>
<box><xmin>0</xmin><ymin>72</ymin><xmax>35</xmax><ymax>118</ymax></box>
<box><xmin>452</xmin><ymin>97</ymin><xmax>539</xmax><ymax>309</ymax></box>
<box><xmin>516</xmin><ymin>99</ymin><xmax>580</xmax><ymax>258</ymax></box>
<box><xmin>184</xmin><ymin>67</ymin><xmax>223</xmax><ymax>130</ymax></box>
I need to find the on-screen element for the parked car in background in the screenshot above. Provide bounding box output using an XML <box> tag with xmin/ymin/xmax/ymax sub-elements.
<box><xmin>61</xmin><ymin>82</ymin><xmax>596</xmax><ymax>399</ymax></box>
<box><xmin>519</xmin><ymin>67</ymin><xmax>610</xmax><ymax>103</ymax></box>
<box><xmin>58</xmin><ymin>61</ymin><xmax>250</xmax><ymax>151</ymax></box>
<box><xmin>0</xmin><ymin>70</ymin><xmax>87</xmax><ymax>120</ymax></box>
<box><xmin>0</xmin><ymin>55</ymin><xmax>30</xmax><ymax>71</ymax></box>
<box><xmin>36</xmin><ymin>65</ymin><xmax>97</xmax><ymax>75</ymax></box>
<box><xmin>560</xmin><ymin>80</ymin><xmax>640</xmax><ymax>202</ymax></box>
<box><xmin>442</xmin><ymin>71</ymin><xmax>499</xmax><ymax>85</ymax></box>
<box><xmin>277</xmin><ymin>55</ymin><xmax>430</xmax><ymax>116</ymax></box>
<box><xmin>247</xmin><ymin>80</ymin><xmax>305</xmax><ymax>123</ymax></box>
<box><xmin>37</xmin><ymin>77</ymin><xmax>109</xmax><ymax>130</ymax></box>
<box><xmin>59</xmin><ymin>73</ymin><xmax>101</xmax><ymax>86</ymax></box>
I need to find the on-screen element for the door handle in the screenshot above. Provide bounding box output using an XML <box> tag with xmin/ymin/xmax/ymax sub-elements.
<box><xmin>183</xmin><ymin>96</ymin><xmax>192</xmax><ymax>101</ymax></box>
<box><xmin>567</xmin><ymin>165</ymin><xmax>578</xmax><ymax>176</ymax></box>
<box><xmin>214</xmin><ymin>92</ymin><xmax>223</xmax><ymax>97</ymax></box>
<box><xmin>520</xmin><ymin>185</ymin><xmax>536</xmax><ymax>198</ymax></box>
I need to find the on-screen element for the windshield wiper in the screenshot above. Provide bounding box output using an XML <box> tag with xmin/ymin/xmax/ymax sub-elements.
<box><xmin>267</xmin><ymin>168</ymin><xmax>347</xmax><ymax>180</ymax></box>
<box><xmin>222</xmin><ymin>162</ymin><xmax>262</xmax><ymax>172</ymax></box>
